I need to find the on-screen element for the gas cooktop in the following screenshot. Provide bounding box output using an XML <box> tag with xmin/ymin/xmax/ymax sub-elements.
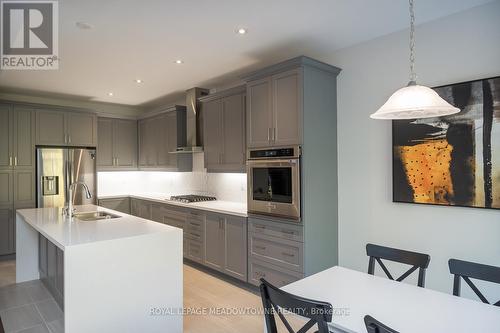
<box><xmin>169</xmin><ymin>195</ymin><xmax>217</xmax><ymax>204</ymax></box>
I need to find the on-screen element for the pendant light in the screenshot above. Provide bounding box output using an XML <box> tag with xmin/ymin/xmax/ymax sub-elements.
<box><xmin>370</xmin><ymin>0</ymin><xmax>460</xmax><ymax>120</ymax></box>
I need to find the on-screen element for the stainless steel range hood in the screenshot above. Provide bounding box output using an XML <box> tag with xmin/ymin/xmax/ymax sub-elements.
<box><xmin>172</xmin><ymin>87</ymin><xmax>209</xmax><ymax>153</ymax></box>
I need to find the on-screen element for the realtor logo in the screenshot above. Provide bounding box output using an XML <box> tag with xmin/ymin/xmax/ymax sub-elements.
<box><xmin>1</xmin><ymin>0</ymin><xmax>58</xmax><ymax>69</ymax></box>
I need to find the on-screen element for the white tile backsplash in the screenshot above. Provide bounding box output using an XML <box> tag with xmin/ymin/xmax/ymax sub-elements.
<box><xmin>98</xmin><ymin>171</ymin><xmax>246</xmax><ymax>203</ymax></box>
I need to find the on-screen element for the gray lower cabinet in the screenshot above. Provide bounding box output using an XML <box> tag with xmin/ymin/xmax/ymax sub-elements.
<box><xmin>201</xmin><ymin>86</ymin><xmax>246</xmax><ymax>173</ymax></box>
<box><xmin>39</xmin><ymin>233</ymin><xmax>64</xmax><ymax>309</ymax></box>
<box><xmin>204</xmin><ymin>212</ymin><xmax>247</xmax><ymax>281</ymax></box>
<box><xmin>97</xmin><ymin>118</ymin><xmax>138</xmax><ymax>170</ymax></box>
<box><xmin>98</xmin><ymin>197</ymin><xmax>130</xmax><ymax>214</ymax></box>
<box><xmin>248</xmin><ymin>217</ymin><xmax>304</xmax><ymax>287</ymax></box>
<box><xmin>36</xmin><ymin>109</ymin><xmax>97</xmax><ymax>147</ymax></box>
<box><xmin>0</xmin><ymin>104</ymin><xmax>35</xmax><ymax>256</ymax></box>
<box><xmin>130</xmin><ymin>198</ymin><xmax>151</xmax><ymax>219</ymax></box>
<box><xmin>185</xmin><ymin>211</ymin><xmax>205</xmax><ymax>264</ymax></box>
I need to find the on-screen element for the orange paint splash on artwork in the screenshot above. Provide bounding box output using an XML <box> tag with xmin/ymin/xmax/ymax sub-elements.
<box><xmin>398</xmin><ymin>139</ymin><xmax>454</xmax><ymax>204</ymax></box>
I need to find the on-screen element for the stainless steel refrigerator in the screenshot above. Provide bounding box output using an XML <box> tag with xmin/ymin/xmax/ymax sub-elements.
<box><xmin>36</xmin><ymin>148</ymin><xmax>97</xmax><ymax>208</ymax></box>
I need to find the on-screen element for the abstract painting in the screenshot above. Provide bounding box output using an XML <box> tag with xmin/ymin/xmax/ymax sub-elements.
<box><xmin>393</xmin><ymin>76</ymin><xmax>500</xmax><ymax>209</ymax></box>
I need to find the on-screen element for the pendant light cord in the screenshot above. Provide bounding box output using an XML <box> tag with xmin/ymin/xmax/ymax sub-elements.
<box><xmin>409</xmin><ymin>0</ymin><xmax>416</xmax><ymax>83</ymax></box>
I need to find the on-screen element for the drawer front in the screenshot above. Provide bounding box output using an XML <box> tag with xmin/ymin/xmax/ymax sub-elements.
<box><xmin>249</xmin><ymin>217</ymin><xmax>303</xmax><ymax>242</ymax></box>
<box><xmin>187</xmin><ymin>240</ymin><xmax>204</xmax><ymax>263</ymax></box>
<box><xmin>248</xmin><ymin>258</ymin><xmax>303</xmax><ymax>287</ymax></box>
<box><xmin>186</xmin><ymin>229</ymin><xmax>203</xmax><ymax>242</ymax></box>
<box><xmin>249</xmin><ymin>233</ymin><xmax>303</xmax><ymax>273</ymax></box>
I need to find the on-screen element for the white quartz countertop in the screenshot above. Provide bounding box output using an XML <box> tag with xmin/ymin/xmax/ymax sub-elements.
<box><xmin>99</xmin><ymin>193</ymin><xmax>248</xmax><ymax>217</ymax></box>
<box><xmin>16</xmin><ymin>205</ymin><xmax>179</xmax><ymax>250</ymax></box>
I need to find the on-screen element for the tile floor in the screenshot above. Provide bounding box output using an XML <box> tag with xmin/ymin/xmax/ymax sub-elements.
<box><xmin>0</xmin><ymin>279</ymin><xmax>63</xmax><ymax>333</ymax></box>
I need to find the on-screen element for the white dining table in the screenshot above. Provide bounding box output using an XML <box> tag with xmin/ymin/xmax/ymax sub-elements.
<box><xmin>281</xmin><ymin>266</ymin><xmax>500</xmax><ymax>333</ymax></box>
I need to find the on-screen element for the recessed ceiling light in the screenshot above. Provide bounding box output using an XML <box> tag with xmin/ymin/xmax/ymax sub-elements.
<box><xmin>174</xmin><ymin>59</ymin><xmax>183</xmax><ymax>64</ymax></box>
<box><xmin>107</xmin><ymin>92</ymin><xmax>114</xmax><ymax>96</ymax></box>
<box><xmin>76</xmin><ymin>21</ymin><xmax>93</xmax><ymax>30</ymax></box>
<box><xmin>135</xmin><ymin>79</ymin><xmax>143</xmax><ymax>84</ymax></box>
<box><xmin>236</xmin><ymin>28</ymin><xmax>247</xmax><ymax>35</ymax></box>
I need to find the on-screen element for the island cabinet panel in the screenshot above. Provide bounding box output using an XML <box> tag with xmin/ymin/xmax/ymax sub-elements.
<box><xmin>0</xmin><ymin>208</ymin><xmax>12</xmax><ymax>256</ymax></box>
<box><xmin>40</xmin><ymin>234</ymin><xmax>64</xmax><ymax>309</ymax></box>
<box><xmin>201</xmin><ymin>87</ymin><xmax>246</xmax><ymax>173</ymax></box>
<box><xmin>0</xmin><ymin>104</ymin><xmax>35</xmax><ymax>256</ymax></box>
<box><xmin>36</xmin><ymin>109</ymin><xmax>97</xmax><ymax>147</ymax></box>
<box><xmin>98</xmin><ymin>197</ymin><xmax>130</xmax><ymax>214</ymax></box>
<box><xmin>97</xmin><ymin>118</ymin><xmax>137</xmax><ymax>170</ymax></box>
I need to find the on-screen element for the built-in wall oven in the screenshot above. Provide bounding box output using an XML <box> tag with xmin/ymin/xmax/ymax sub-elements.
<box><xmin>247</xmin><ymin>146</ymin><xmax>301</xmax><ymax>221</ymax></box>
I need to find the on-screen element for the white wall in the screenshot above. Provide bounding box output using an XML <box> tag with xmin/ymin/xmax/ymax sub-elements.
<box><xmin>331</xmin><ymin>1</ymin><xmax>500</xmax><ymax>298</ymax></box>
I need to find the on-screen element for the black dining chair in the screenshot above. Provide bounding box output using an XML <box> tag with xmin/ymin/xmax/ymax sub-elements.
<box><xmin>448</xmin><ymin>258</ymin><xmax>500</xmax><ymax>306</ymax></box>
<box><xmin>364</xmin><ymin>315</ymin><xmax>399</xmax><ymax>333</ymax></box>
<box><xmin>259</xmin><ymin>278</ymin><xmax>333</xmax><ymax>333</ymax></box>
<box><xmin>366</xmin><ymin>243</ymin><xmax>431</xmax><ymax>287</ymax></box>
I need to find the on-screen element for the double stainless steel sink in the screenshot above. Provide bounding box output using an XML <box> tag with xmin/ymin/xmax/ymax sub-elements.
<box><xmin>73</xmin><ymin>211</ymin><xmax>121</xmax><ymax>221</ymax></box>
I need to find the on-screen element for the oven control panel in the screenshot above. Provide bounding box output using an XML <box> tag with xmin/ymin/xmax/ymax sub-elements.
<box><xmin>248</xmin><ymin>146</ymin><xmax>301</xmax><ymax>159</ymax></box>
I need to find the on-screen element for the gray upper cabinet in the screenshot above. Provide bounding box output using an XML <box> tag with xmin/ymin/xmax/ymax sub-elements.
<box><xmin>36</xmin><ymin>110</ymin><xmax>66</xmax><ymax>146</ymax></box>
<box><xmin>272</xmin><ymin>69</ymin><xmax>302</xmax><ymax>146</ymax></box>
<box><xmin>36</xmin><ymin>109</ymin><xmax>97</xmax><ymax>147</ymax></box>
<box><xmin>66</xmin><ymin>112</ymin><xmax>97</xmax><ymax>146</ymax></box>
<box><xmin>246</xmin><ymin>78</ymin><xmax>272</xmax><ymax>148</ymax></box>
<box><xmin>13</xmin><ymin>107</ymin><xmax>35</xmax><ymax>169</ymax></box>
<box><xmin>97</xmin><ymin>118</ymin><xmax>137</xmax><ymax>171</ymax></box>
<box><xmin>97</xmin><ymin>118</ymin><xmax>114</xmax><ymax>168</ymax></box>
<box><xmin>201</xmin><ymin>86</ymin><xmax>246</xmax><ymax>172</ymax></box>
<box><xmin>0</xmin><ymin>104</ymin><xmax>13</xmax><ymax>169</ymax></box>
<box><xmin>138</xmin><ymin>106</ymin><xmax>189</xmax><ymax>171</ymax></box>
<box><xmin>246</xmin><ymin>70</ymin><xmax>302</xmax><ymax>148</ymax></box>
<box><xmin>202</xmin><ymin>99</ymin><xmax>223</xmax><ymax>169</ymax></box>
<box><xmin>0</xmin><ymin>103</ymin><xmax>35</xmax><ymax>256</ymax></box>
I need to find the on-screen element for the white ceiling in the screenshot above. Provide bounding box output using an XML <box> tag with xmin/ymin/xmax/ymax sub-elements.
<box><xmin>0</xmin><ymin>0</ymin><xmax>495</xmax><ymax>107</ymax></box>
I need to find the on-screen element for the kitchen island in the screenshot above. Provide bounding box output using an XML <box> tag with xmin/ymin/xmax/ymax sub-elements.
<box><xmin>16</xmin><ymin>205</ymin><xmax>183</xmax><ymax>333</ymax></box>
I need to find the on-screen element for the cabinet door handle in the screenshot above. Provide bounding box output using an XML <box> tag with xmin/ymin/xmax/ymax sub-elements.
<box><xmin>14</xmin><ymin>157</ymin><xmax>17</xmax><ymax>166</ymax></box>
<box><xmin>282</xmin><ymin>230</ymin><xmax>295</xmax><ymax>235</ymax></box>
<box><xmin>282</xmin><ymin>252</ymin><xmax>295</xmax><ymax>257</ymax></box>
<box><xmin>190</xmin><ymin>232</ymin><xmax>200</xmax><ymax>238</ymax></box>
<box><xmin>267</xmin><ymin>128</ymin><xmax>271</xmax><ymax>142</ymax></box>
<box><xmin>9</xmin><ymin>156</ymin><xmax>12</xmax><ymax>166</ymax></box>
<box><xmin>272</xmin><ymin>128</ymin><xmax>276</xmax><ymax>142</ymax></box>
<box><xmin>255</xmin><ymin>224</ymin><xmax>266</xmax><ymax>230</ymax></box>
<box><xmin>255</xmin><ymin>245</ymin><xmax>266</xmax><ymax>251</ymax></box>
<box><xmin>68</xmin><ymin>135</ymin><xmax>71</xmax><ymax>144</ymax></box>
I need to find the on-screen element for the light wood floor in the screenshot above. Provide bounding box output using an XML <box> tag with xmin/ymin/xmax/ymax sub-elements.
<box><xmin>0</xmin><ymin>260</ymin><xmax>265</xmax><ymax>333</ymax></box>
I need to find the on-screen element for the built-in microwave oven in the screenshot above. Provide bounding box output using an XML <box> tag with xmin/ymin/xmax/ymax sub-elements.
<box><xmin>247</xmin><ymin>146</ymin><xmax>301</xmax><ymax>221</ymax></box>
